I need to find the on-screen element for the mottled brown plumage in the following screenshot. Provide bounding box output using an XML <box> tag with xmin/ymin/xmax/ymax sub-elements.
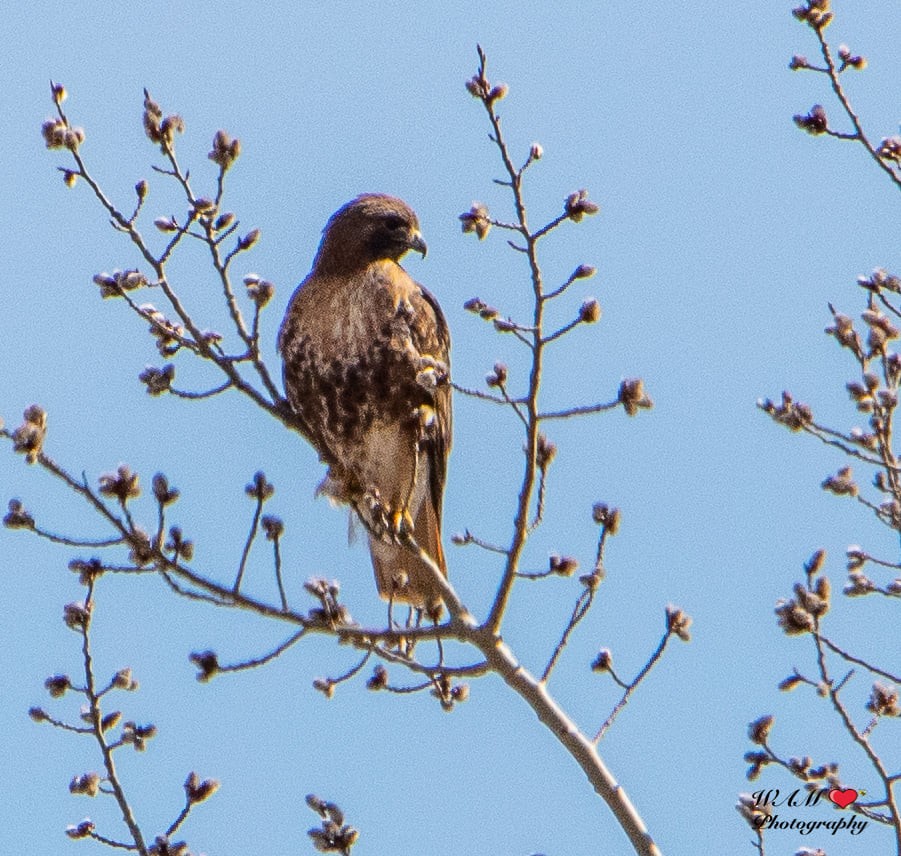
<box><xmin>278</xmin><ymin>195</ymin><xmax>451</xmax><ymax>610</ymax></box>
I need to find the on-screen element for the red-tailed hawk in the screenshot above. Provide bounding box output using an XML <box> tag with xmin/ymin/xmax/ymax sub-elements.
<box><xmin>279</xmin><ymin>194</ymin><xmax>451</xmax><ymax>612</ymax></box>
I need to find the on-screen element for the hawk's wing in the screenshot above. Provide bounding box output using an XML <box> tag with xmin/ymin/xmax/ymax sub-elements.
<box><xmin>415</xmin><ymin>283</ymin><xmax>452</xmax><ymax>520</ymax></box>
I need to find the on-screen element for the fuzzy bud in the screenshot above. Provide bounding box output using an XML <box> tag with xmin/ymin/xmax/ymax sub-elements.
<box><xmin>804</xmin><ymin>548</ymin><xmax>826</xmax><ymax>576</ymax></box>
<box><xmin>244</xmin><ymin>274</ymin><xmax>275</xmax><ymax>307</ymax></box>
<box><xmin>154</xmin><ymin>216</ymin><xmax>178</xmax><ymax>233</ymax></box>
<box><xmin>185</xmin><ymin>771</ymin><xmax>220</xmax><ymax>804</ymax></box>
<box><xmin>112</xmin><ymin>668</ymin><xmax>138</xmax><ymax>691</ymax></box>
<box><xmin>564</xmin><ymin>189</ymin><xmax>600</xmax><ymax>222</ymax></box>
<box><xmin>748</xmin><ymin>714</ymin><xmax>774</xmax><ymax>745</ymax></box>
<box><xmin>488</xmin><ymin>83</ymin><xmax>509</xmax><ymax>103</ymax></box>
<box><xmin>192</xmin><ymin>197</ymin><xmax>216</xmax><ymax>215</ymax></box>
<box><xmin>591</xmin><ymin>649</ymin><xmax>613</xmax><ymax>672</ymax></box>
<box><xmin>793</xmin><ymin>104</ymin><xmax>828</xmax><ymax>135</ymax></box>
<box><xmin>237</xmin><ymin>228</ymin><xmax>261</xmax><ymax>251</ymax></box>
<box><xmin>209</xmin><ymin>129</ymin><xmax>241</xmax><ymax>170</ymax></box>
<box><xmin>4</xmin><ymin>498</ymin><xmax>35</xmax><ymax>530</ymax></box>
<box><xmin>618</xmin><ymin>378</ymin><xmax>653</xmax><ymax>416</ymax></box>
<box><xmin>41</xmin><ymin>118</ymin><xmax>68</xmax><ymax>149</ymax></box>
<box><xmin>604</xmin><ymin>506</ymin><xmax>622</xmax><ymax>534</ymax></box>
<box><xmin>63</xmin><ymin>127</ymin><xmax>85</xmax><ymax>151</ymax></box>
<box><xmin>666</xmin><ymin>605</ymin><xmax>692</xmax><ymax>641</ymax></box>
<box><xmin>778</xmin><ymin>673</ymin><xmax>804</xmax><ymax>692</ymax></box>
<box><xmin>459</xmin><ymin>203</ymin><xmax>491</xmax><ymax>240</ymax></box>
<box><xmin>579</xmin><ymin>298</ymin><xmax>601</xmax><ymax>323</ymax></box>
<box><xmin>262</xmin><ymin>515</ymin><xmax>284</xmax><ymax>540</ymax></box>
<box><xmin>792</xmin><ymin>0</ymin><xmax>833</xmax><ymax>30</ymax></box>
<box><xmin>821</xmin><ymin>466</ymin><xmax>857</xmax><ymax>497</ymax></box>
<box><xmin>165</xmin><ymin>526</ymin><xmax>194</xmax><ymax>561</ymax></box>
<box><xmin>101</xmin><ymin>711</ymin><xmax>122</xmax><ymax>732</ymax></box>
<box><xmin>190</xmin><ymin>650</ymin><xmax>220</xmax><ymax>682</ymax></box>
<box><xmin>64</xmin><ymin>601</ymin><xmax>91</xmax><ymax>631</ymax></box>
<box><xmin>465</xmin><ymin>74</ymin><xmax>490</xmax><ymax>99</ymax></box>
<box><xmin>139</xmin><ymin>364</ymin><xmax>175</xmax><ymax>396</ymax></box>
<box><xmin>66</xmin><ymin>820</ymin><xmax>96</xmax><ymax>840</ymax></box>
<box><xmin>313</xmin><ymin>678</ymin><xmax>335</xmax><ymax>698</ymax></box>
<box><xmin>214</xmin><ymin>212</ymin><xmax>236</xmax><ymax>231</ymax></box>
<box><xmin>451</xmin><ymin>683</ymin><xmax>470</xmax><ymax>703</ymax></box>
<box><xmin>245</xmin><ymin>470</ymin><xmax>275</xmax><ymax>501</ymax></box>
<box><xmin>486</xmin><ymin>362</ymin><xmax>508</xmax><ymax>388</ymax></box>
<box><xmin>878</xmin><ymin>137</ymin><xmax>901</xmax><ymax>163</ymax></box>
<box><xmin>45</xmin><ymin>674</ymin><xmax>71</xmax><ymax>698</ymax></box>
<box><xmin>549</xmin><ymin>554</ymin><xmax>578</xmax><ymax>576</ymax></box>
<box><xmin>579</xmin><ymin>569</ymin><xmax>603</xmax><ymax>591</ymax></box>
<box><xmin>367</xmin><ymin>665</ymin><xmax>388</xmax><ymax>690</ymax></box>
<box><xmin>536</xmin><ymin>433</ymin><xmax>557</xmax><ymax>468</ymax></box>
<box><xmin>12</xmin><ymin>404</ymin><xmax>47</xmax><ymax>464</ymax></box>
<box><xmin>99</xmin><ymin>465</ymin><xmax>140</xmax><ymax>504</ymax></box>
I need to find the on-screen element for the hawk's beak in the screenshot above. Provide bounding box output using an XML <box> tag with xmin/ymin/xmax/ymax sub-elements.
<box><xmin>408</xmin><ymin>231</ymin><xmax>428</xmax><ymax>259</ymax></box>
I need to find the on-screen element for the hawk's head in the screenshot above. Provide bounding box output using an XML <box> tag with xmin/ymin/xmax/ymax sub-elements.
<box><xmin>314</xmin><ymin>194</ymin><xmax>427</xmax><ymax>273</ymax></box>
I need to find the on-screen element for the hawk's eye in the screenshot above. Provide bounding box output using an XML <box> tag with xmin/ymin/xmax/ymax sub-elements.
<box><xmin>384</xmin><ymin>215</ymin><xmax>406</xmax><ymax>231</ymax></box>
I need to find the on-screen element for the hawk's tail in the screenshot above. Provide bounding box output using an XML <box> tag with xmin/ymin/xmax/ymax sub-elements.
<box><xmin>367</xmin><ymin>496</ymin><xmax>446</xmax><ymax>613</ymax></box>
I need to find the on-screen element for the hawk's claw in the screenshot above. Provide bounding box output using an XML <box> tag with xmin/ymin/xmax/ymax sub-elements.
<box><xmin>392</xmin><ymin>509</ymin><xmax>414</xmax><ymax>542</ymax></box>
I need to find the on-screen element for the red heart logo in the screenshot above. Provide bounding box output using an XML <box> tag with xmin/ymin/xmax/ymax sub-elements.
<box><xmin>828</xmin><ymin>788</ymin><xmax>858</xmax><ymax>809</ymax></box>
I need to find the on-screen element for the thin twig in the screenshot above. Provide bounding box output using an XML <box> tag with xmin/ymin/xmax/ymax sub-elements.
<box><xmin>216</xmin><ymin>629</ymin><xmax>307</xmax><ymax>674</ymax></box>
<box><xmin>271</xmin><ymin>533</ymin><xmax>288</xmax><ymax>611</ymax></box>
<box><xmin>454</xmin><ymin>530</ymin><xmax>510</xmax><ymax>556</ymax></box>
<box><xmin>539</xmin><ymin>400</ymin><xmax>620</xmax><ymax>420</ymax></box>
<box><xmin>31</xmin><ymin>527</ymin><xmax>124</xmax><ymax>549</ymax></box>
<box><xmin>88</xmin><ymin>832</ymin><xmax>139</xmax><ymax>851</ymax></box>
<box><xmin>165</xmin><ymin>801</ymin><xmax>191</xmax><ymax>838</ymax></box>
<box><xmin>451</xmin><ymin>381</ymin><xmax>523</xmax><ymax>407</ymax></box>
<box><xmin>233</xmin><ymin>491</ymin><xmax>264</xmax><ymax>593</ymax></box>
<box><xmin>80</xmin><ymin>579</ymin><xmax>149</xmax><ymax>854</ymax></box>
<box><xmin>326</xmin><ymin>647</ymin><xmax>375</xmax><ymax>690</ymax></box>
<box><xmin>820</xmin><ymin>635</ymin><xmax>901</xmax><ymax>683</ymax></box>
<box><xmin>169</xmin><ymin>381</ymin><xmax>233</xmax><ymax>400</ymax></box>
<box><xmin>594</xmin><ymin>623</ymin><xmax>675</xmax><ymax>743</ymax></box>
<box><xmin>541</xmin><ymin>587</ymin><xmax>594</xmax><ymax>683</ymax></box>
<box><xmin>811</xmin><ymin>618</ymin><xmax>901</xmax><ymax>846</ymax></box>
<box><xmin>810</xmin><ymin>24</ymin><xmax>901</xmax><ymax>190</ymax></box>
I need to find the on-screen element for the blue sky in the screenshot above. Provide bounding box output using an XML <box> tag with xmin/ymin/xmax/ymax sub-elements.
<box><xmin>2</xmin><ymin>3</ymin><xmax>899</xmax><ymax>855</ymax></box>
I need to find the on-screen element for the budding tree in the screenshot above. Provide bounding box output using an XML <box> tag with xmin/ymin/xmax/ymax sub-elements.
<box><xmin>4</xmin><ymin>48</ymin><xmax>684</xmax><ymax>856</ymax></box>
<box><xmin>738</xmin><ymin>4</ymin><xmax>901</xmax><ymax>855</ymax></box>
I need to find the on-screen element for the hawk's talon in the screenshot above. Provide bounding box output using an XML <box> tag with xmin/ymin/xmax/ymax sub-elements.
<box><xmin>392</xmin><ymin>509</ymin><xmax>414</xmax><ymax>541</ymax></box>
<box><xmin>357</xmin><ymin>489</ymin><xmax>400</xmax><ymax>541</ymax></box>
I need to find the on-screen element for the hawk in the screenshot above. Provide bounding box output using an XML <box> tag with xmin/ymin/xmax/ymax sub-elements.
<box><xmin>278</xmin><ymin>194</ymin><xmax>451</xmax><ymax>612</ymax></box>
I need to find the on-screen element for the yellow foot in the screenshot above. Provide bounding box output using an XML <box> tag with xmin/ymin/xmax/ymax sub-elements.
<box><xmin>392</xmin><ymin>509</ymin><xmax>414</xmax><ymax>541</ymax></box>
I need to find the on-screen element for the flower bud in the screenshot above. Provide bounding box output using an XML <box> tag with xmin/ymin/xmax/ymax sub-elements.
<box><xmin>237</xmin><ymin>228</ymin><xmax>261</xmax><ymax>251</ymax></box>
<box><xmin>154</xmin><ymin>217</ymin><xmax>177</xmax><ymax>232</ymax></box>
<box><xmin>488</xmin><ymin>83</ymin><xmax>509</xmax><ymax>102</ymax></box>
<box><xmin>579</xmin><ymin>298</ymin><xmax>601</xmax><ymax>323</ymax></box>
<box><xmin>591</xmin><ymin>649</ymin><xmax>613</xmax><ymax>672</ymax></box>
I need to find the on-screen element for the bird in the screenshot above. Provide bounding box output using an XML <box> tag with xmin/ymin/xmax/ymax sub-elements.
<box><xmin>278</xmin><ymin>194</ymin><xmax>451</xmax><ymax>614</ymax></box>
